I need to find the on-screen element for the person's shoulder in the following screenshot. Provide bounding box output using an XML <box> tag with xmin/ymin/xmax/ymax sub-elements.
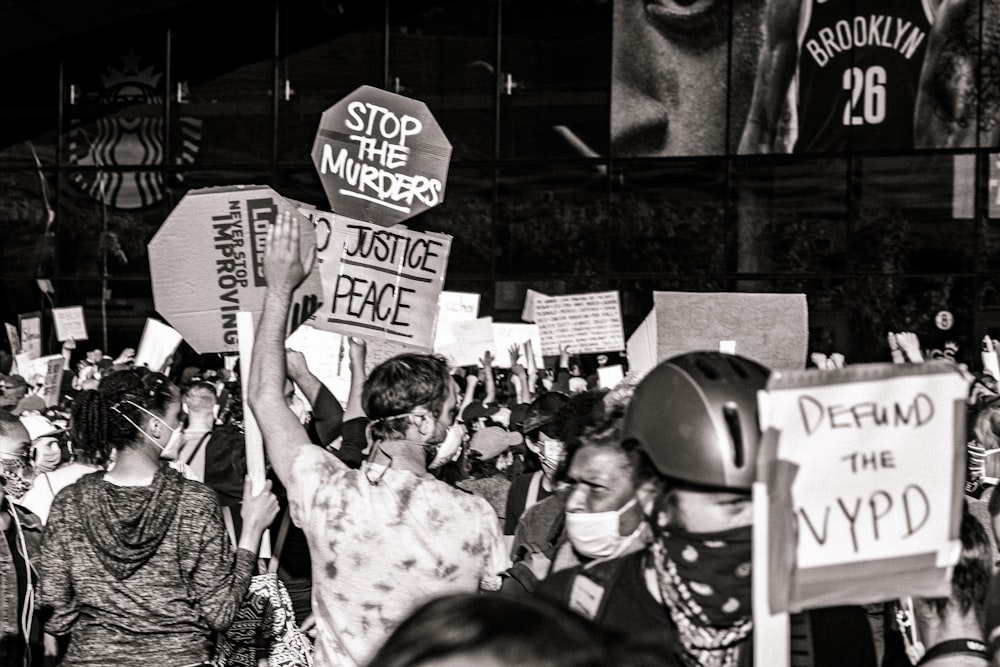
<box><xmin>520</xmin><ymin>490</ymin><xmax>568</xmax><ymax>522</ymax></box>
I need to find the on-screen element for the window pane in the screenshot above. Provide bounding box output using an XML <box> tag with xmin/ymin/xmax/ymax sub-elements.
<box><xmin>610</xmin><ymin>160</ymin><xmax>730</xmax><ymax>276</ymax></box>
<box><xmin>496</xmin><ymin>163</ymin><xmax>609</xmax><ymax>279</ymax></box>
<box><xmin>0</xmin><ymin>48</ymin><xmax>58</xmax><ymax>167</ymax></box>
<box><xmin>172</xmin><ymin>1</ymin><xmax>273</xmax><ymax>164</ymax></box>
<box><xmin>501</xmin><ymin>0</ymin><xmax>610</xmax><ymax>159</ymax></box>
<box><xmin>278</xmin><ymin>0</ymin><xmax>385</xmax><ymax>163</ymax></box>
<box><xmin>389</xmin><ymin>0</ymin><xmax>497</xmax><ymax>162</ymax></box>
<box><xmin>731</xmin><ymin>156</ymin><xmax>849</xmax><ymax>275</ymax></box>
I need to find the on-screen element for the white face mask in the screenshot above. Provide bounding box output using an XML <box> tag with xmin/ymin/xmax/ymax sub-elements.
<box><xmin>564</xmin><ymin>497</ymin><xmax>640</xmax><ymax>559</ymax></box>
<box><xmin>428</xmin><ymin>423</ymin><xmax>465</xmax><ymax>470</ymax></box>
<box><xmin>118</xmin><ymin>400</ymin><xmax>183</xmax><ymax>458</ymax></box>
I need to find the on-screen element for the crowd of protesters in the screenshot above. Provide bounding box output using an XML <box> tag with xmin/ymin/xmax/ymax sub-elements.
<box><xmin>1</xmin><ymin>215</ymin><xmax>999</xmax><ymax>666</ymax></box>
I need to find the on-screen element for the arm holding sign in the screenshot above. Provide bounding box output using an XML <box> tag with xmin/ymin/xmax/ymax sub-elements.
<box><xmin>344</xmin><ymin>337</ymin><xmax>367</xmax><ymax>423</ymax></box>
<box><xmin>480</xmin><ymin>351</ymin><xmax>496</xmax><ymax>405</ymax></box>
<box><xmin>248</xmin><ymin>213</ymin><xmax>316</xmax><ymax>484</ymax></box>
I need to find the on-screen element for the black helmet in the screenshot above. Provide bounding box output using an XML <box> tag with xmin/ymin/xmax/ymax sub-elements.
<box><xmin>622</xmin><ymin>352</ymin><xmax>769</xmax><ymax>490</ymax></box>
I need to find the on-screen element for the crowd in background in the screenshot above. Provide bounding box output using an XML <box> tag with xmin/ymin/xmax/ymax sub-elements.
<box><xmin>1</xmin><ymin>225</ymin><xmax>999</xmax><ymax>667</ymax></box>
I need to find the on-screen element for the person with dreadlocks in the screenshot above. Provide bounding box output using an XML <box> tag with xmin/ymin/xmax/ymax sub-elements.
<box><xmin>38</xmin><ymin>367</ymin><xmax>279</xmax><ymax>666</ymax></box>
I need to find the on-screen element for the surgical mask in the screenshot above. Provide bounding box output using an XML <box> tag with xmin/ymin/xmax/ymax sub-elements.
<box><xmin>115</xmin><ymin>400</ymin><xmax>183</xmax><ymax>456</ymax></box>
<box><xmin>32</xmin><ymin>438</ymin><xmax>62</xmax><ymax>473</ymax></box>
<box><xmin>536</xmin><ymin>439</ymin><xmax>565</xmax><ymax>472</ymax></box>
<box><xmin>429</xmin><ymin>423</ymin><xmax>465</xmax><ymax>470</ymax></box>
<box><xmin>565</xmin><ymin>497</ymin><xmax>640</xmax><ymax>559</ymax></box>
<box><xmin>0</xmin><ymin>457</ymin><xmax>34</xmax><ymax>499</ymax></box>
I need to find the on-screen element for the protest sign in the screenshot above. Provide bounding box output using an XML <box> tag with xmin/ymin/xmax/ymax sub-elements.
<box><xmin>311</xmin><ymin>85</ymin><xmax>452</xmax><ymax>226</ymax></box>
<box><xmin>596</xmin><ymin>364</ymin><xmax>625</xmax><ymax>389</ymax></box>
<box><xmin>18</xmin><ymin>354</ymin><xmax>64</xmax><ymax>407</ymax></box>
<box><xmin>534</xmin><ymin>291</ymin><xmax>624</xmax><ymax>357</ymax></box>
<box><xmin>4</xmin><ymin>323</ymin><xmax>20</xmax><ymax>355</ymax></box>
<box><xmin>989</xmin><ymin>152</ymin><xmax>1000</xmax><ymax>219</ymax></box>
<box><xmin>51</xmin><ymin>306</ymin><xmax>88</xmax><ymax>342</ymax></box>
<box><xmin>491</xmin><ymin>322</ymin><xmax>544</xmax><ymax>369</ymax></box>
<box><xmin>284</xmin><ymin>323</ymin><xmax>353</xmax><ymax>407</ymax></box>
<box><xmin>311</xmin><ymin>216</ymin><xmax>451</xmax><ymax>350</ymax></box>
<box><xmin>362</xmin><ymin>337</ymin><xmax>424</xmax><ymax>376</ymax></box>
<box><xmin>433</xmin><ymin>291</ymin><xmax>482</xmax><ymax>357</ymax></box>
<box><xmin>134</xmin><ymin>318</ymin><xmax>184</xmax><ymax>373</ymax></box>
<box><xmin>148</xmin><ymin>185</ymin><xmax>323</xmax><ymax>354</ymax></box>
<box><xmin>438</xmin><ymin>291</ymin><xmax>480</xmax><ymax>323</ymax></box>
<box><xmin>627</xmin><ymin>291</ymin><xmax>808</xmax><ymax>377</ymax></box>
<box><xmin>18</xmin><ymin>313</ymin><xmax>41</xmax><ymax>360</ymax></box>
<box><xmin>521</xmin><ymin>289</ymin><xmax>547</xmax><ymax>323</ymax></box>
<box><xmin>434</xmin><ymin>317</ymin><xmax>496</xmax><ymax>369</ymax></box>
<box><xmin>758</xmin><ymin>361</ymin><xmax>965</xmax><ymax>612</ymax></box>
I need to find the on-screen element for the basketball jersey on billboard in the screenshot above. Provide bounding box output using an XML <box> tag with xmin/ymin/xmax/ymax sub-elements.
<box><xmin>794</xmin><ymin>0</ymin><xmax>935</xmax><ymax>152</ymax></box>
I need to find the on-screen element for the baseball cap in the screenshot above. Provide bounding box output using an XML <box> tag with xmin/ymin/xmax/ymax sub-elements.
<box><xmin>461</xmin><ymin>402</ymin><xmax>501</xmax><ymax>424</ymax></box>
<box><xmin>470</xmin><ymin>426</ymin><xmax>523</xmax><ymax>461</ymax></box>
<box><xmin>12</xmin><ymin>395</ymin><xmax>47</xmax><ymax>416</ymax></box>
<box><xmin>19</xmin><ymin>412</ymin><xmax>65</xmax><ymax>441</ymax></box>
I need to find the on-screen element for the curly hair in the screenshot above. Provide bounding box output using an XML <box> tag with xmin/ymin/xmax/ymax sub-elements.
<box><xmin>363</xmin><ymin>354</ymin><xmax>453</xmax><ymax>442</ymax></box>
<box><xmin>72</xmin><ymin>367</ymin><xmax>179</xmax><ymax>456</ymax></box>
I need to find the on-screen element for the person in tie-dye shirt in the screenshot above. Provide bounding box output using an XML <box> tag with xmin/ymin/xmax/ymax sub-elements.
<box><xmin>249</xmin><ymin>214</ymin><xmax>508</xmax><ymax>666</ymax></box>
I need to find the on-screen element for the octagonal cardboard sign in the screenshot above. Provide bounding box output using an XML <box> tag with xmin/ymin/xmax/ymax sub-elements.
<box><xmin>311</xmin><ymin>85</ymin><xmax>452</xmax><ymax>226</ymax></box>
<box><xmin>148</xmin><ymin>185</ymin><xmax>322</xmax><ymax>353</ymax></box>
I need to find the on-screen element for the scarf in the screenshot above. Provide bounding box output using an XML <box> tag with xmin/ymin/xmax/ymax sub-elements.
<box><xmin>652</xmin><ymin>524</ymin><xmax>754</xmax><ymax>667</ymax></box>
<box><xmin>77</xmin><ymin>465</ymin><xmax>185</xmax><ymax>580</ymax></box>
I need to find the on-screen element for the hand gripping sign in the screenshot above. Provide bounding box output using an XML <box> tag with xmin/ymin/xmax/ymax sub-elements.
<box><xmin>148</xmin><ymin>185</ymin><xmax>323</xmax><ymax>354</ymax></box>
<box><xmin>311</xmin><ymin>85</ymin><xmax>452</xmax><ymax>226</ymax></box>
<box><xmin>757</xmin><ymin>361</ymin><xmax>966</xmax><ymax>613</ymax></box>
<box><xmin>308</xmin><ymin>214</ymin><xmax>451</xmax><ymax>351</ymax></box>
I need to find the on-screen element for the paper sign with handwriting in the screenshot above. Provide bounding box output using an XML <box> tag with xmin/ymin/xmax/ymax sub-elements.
<box><xmin>759</xmin><ymin>361</ymin><xmax>965</xmax><ymax>610</ymax></box>
<box><xmin>311</xmin><ymin>216</ymin><xmax>451</xmax><ymax>350</ymax></box>
<box><xmin>434</xmin><ymin>317</ymin><xmax>496</xmax><ymax>369</ymax></box>
<box><xmin>134</xmin><ymin>319</ymin><xmax>184</xmax><ymax>373</ymax></box>
<box><xmin>311</xmin><ymin>85</ymin><xmax>451</xmax><ymax>226</ymax></box>
<box><xmin>51</xmin><ymin>306</ymin><xmax>88</xmax><ymax>342</ymax></box>
<box><xmin>534</xmin><ymin>291</ymin><xmax>624</xmax><ymax>356</ymax></box>
<box><xmin>4</xmin><ymin>323</ymin><xmax>20</xmax><ymax>355</ymax></box>
<box><xmin>19</xmin><ymin>313</ymin><xmax>41</xmax><ymax>360</ymax></box>
<box><xmin>491</xmin><ymin>322</ymin><xmax>544</xmax><ymax>369</ymax></box>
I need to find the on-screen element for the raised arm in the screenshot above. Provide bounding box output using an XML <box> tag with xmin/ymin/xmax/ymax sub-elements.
<box><xmin>480</xmin><ymin>350</ymin><xmax>497</xmax><ymax>405</ymax></box>
<box><xmin>343</xmin><ymin>336</ymin><xmax>368</xmax><ymax>422</ymax></box>
<box><xmin>286</xmin><ymin>348</ymin><xmax>325</xmax><ymax>407</ymax></box>
<box><xmin>248</xmin><ymin>212</ymin><xmax>316</xmax><ymax>484</ymax></box>
<box><xmin>738</xmin><ymin>0</ymin><xmax>802</xmax><ymax>154</ymax></box>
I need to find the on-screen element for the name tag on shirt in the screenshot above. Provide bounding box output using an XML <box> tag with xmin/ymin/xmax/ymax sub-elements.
<box><xmin>569</xmin><ymin>575</ymin><xmax>605</xmax><ymax>620</ymax></box>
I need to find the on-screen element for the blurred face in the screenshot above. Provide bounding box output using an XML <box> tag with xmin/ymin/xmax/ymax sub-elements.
<box><xmin>32</xmin><ymin>437</ymin><xmax>62</xmax><ymax>473</ymax></box>
<box><xmin>0</xmin><ymin>423</ymin><xmax>33</xmax><ymax>498</ymax></box>
<box><xmin>565</xmin><ymin>446</ymin><xmax>644</xmax><ymax>535</ymax></box>
<box><xmin>660</xmin><ymin>487</ymin><xmax>753</xmax><ymax>533</ymax></box>
<box><xmin>526</xmin><ymin>430</ymin><xmax>565</xmax><ymax>475</ymax></box>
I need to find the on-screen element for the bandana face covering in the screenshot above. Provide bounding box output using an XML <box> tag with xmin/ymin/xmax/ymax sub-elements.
<box><xmin>0</xmin><ymin>458</ymin><xmax>33</xmax><ymax>499</ymax></box>
<box><xmin>652</xmin><ymin>524</ymin><xmax>753</xmax><ymax>667</ymax></box>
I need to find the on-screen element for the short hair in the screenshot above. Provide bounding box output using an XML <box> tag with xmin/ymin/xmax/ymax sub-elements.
<box><xmin>923</xmin><ymin>505</ymin><xmax>992</xmax><ymax>622</ymax></box>
<box><xmin>72</xmin><ymin>368</ymin><xmax>179</xmax><ymax>457</ymax></box>
<box><xmin>368</xmin><ymin>593</ymin><xmax>624</xmax><ymax>667</ymax></box>
<box><xmin>565</xmin><ymin>410</ymin><xmax>663</xmax><ymax>492</ymax></box>
<box><xmin>183</xmin><ymin>381</ymin><xmax>217</xmax><ymax>414</ymax></box>
<box><xmin>363</xmin><ymin>354</ymin><xmax>452</xmax><ymax>441</ymax></box>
